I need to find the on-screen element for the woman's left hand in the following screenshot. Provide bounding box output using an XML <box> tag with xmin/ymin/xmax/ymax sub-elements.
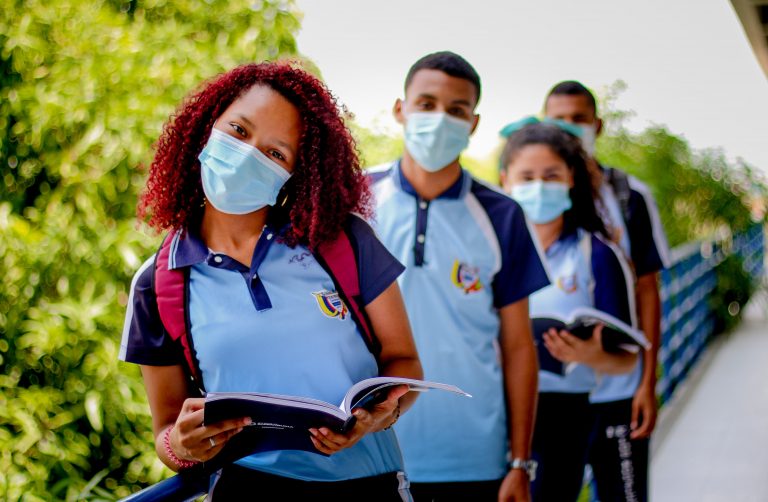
<box><xmin>308</xmin><ymin>384</ymin><xmax>409</xmax><ymax>455</ymax></box>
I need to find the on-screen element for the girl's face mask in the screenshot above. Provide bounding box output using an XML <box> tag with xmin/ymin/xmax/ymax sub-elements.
<box><xmin>509</xmin><ymin>180</ymin><xmax>572</xmax><ymax>224</ymax></box>
<box><xmin>198</xmin><ymin>128</ymin><xmax>292</xmax><ymax>215</ymax></box>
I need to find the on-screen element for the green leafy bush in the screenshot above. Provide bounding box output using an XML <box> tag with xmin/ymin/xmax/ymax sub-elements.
<box><xmin>711</xmin><ymin>253</ymin><xmax>757</xmax><ymax>335</ymax></box>
<box><xmin>1</xmin><ymin>1</ymin><xmax>301</xmax><ymax>498</ymax></box>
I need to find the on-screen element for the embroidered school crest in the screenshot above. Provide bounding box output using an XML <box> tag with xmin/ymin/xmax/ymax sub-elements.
<box><xmin>312</xmin><ymin>291</ymin><xmax>348</xmax><ymax>320</ymax></box>
<box><xmin>451</xmin><ymin>260</ymin><xmax>483</xmax><ymax>294</ymax></box>
<box><xmin>556</xmin><ymin>274</ymin><xmax>579</xmax><ymax>293</ymax></box>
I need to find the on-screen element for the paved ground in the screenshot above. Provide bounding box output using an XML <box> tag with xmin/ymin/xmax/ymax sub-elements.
<box><xmin>650</xmin><ymin>292</ymin><xmax>768</xmax><ymax>502</ymax></box>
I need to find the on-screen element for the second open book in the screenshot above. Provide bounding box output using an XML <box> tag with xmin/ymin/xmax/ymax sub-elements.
<box><xmin>532</xmin><ymin>306</ymin><xmax>650</xmax><ymax>376</ymax></box>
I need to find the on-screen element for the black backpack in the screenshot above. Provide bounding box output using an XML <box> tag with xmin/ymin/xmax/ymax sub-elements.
<box><xmin>603</xmin><ymin>166</ymin><xmax>632</xmax><ymax>224</ymax></box>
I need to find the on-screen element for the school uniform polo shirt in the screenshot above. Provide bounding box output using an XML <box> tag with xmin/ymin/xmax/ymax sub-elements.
<box><xmin>368</xmin><ymin>161</ymin><xmax>550</xmax><ymax>482</ymax></box>
<box><xmin>530</xmin><ymin>230</ymin><xmax>636</xmax><ymax>394</ymax></box>
<box><xmin>119</xmin><ymin>216</ymin><xmax>408</xmax><ymax>481</ymax></box>
<box><xmin>592</xmin><ymin>168</ymin><xmax>670</xmax><ymax>404</ymax></box>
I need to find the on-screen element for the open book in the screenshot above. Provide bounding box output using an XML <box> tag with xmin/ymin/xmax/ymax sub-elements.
<box><xmin>532</xmin><ymin>306</ymin><xmax>649</xmax><ymax>376</ymax></box>
<box><xmin>202</xmin><ymin>377</ymin><xmax>471</xmax><ymax>462</ymax></box>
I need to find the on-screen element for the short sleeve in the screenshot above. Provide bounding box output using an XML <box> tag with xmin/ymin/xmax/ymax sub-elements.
<box><xmin>119</xmin><ymin>256</ymin><xmax>184</xmax><ymax>366</ymax></box>
<box><xmin>347</xmin><ymin>215</ymin><xmax>406</xmax><ymax>305</ymax></box>
<box><xmin>493</xmin><ymin>205</ymin><xmax>551</xmax><ymax>308</ymax></box>
<box><xmin>468</xmin><ymin>181</ymin><xmax>550</xmax><ymax>308</ymax></box>
<box><xmin>591</xmin><ymin>236</ymin><xmax>634</xmax><ymax>326</ymax></box>
<box><xmin>626</xmin><ymin>183</ymin><xmax>669</xmax><ymax>277</ymax></box>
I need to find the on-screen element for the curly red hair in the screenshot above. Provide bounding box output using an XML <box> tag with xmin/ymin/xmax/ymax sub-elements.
<box><xmin>138</xmin><ymin>61</ymin><xmax>372</xmax><ymax>250</ymax></box>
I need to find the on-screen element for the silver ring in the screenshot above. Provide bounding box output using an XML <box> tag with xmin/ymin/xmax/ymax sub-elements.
<box><xmin>209</xmin><ymin>437</ymin><xmax>216</xmax><ymax>448</ymax></box>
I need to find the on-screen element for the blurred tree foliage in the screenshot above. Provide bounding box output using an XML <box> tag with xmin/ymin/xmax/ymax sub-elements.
<box><xmin>594</xmin><ymin>80</ymin><xmax>767</xmax><ymax>247</ymax></box>
<box><xmin>0</xmin><ymin>0</ymin><xmax>300</xmax><ymax>499</ymax></box>
<box><xmin>348</xmin><ymin>120</ymin><xmax>402</xmax><ymax>169</ymax></box>
<box><xmin>596</xmin><ymin>130</ymin><xmax>765</xmax><ymax>247</ymax></box>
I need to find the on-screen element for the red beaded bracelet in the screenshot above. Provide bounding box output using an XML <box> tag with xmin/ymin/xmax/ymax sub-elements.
<box><xmin>163</xmin><ymin>425</ymin><xmax>199</xmax><ymax>470</ymax></box>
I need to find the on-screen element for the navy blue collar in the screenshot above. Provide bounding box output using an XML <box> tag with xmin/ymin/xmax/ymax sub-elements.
<box><xmin>546</xmin><ymin>227</ymin><xmax>582</xmax><ymax>257</ymax></box>
<box><xmin>169</xmin><ymin>229</ymin><xmax>209</xmax><ymax>269</ymax></box>
<box><xmin>169</xmin><ymin>224</ymin><xmax>284</xmax><ymax>270</ymax></box>
<box><xmin>394</xmin><ymin>159</ymin><xmax>471</xmax><ymax>200</ymax></box>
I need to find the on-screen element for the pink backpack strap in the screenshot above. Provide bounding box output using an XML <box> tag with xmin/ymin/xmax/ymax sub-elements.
<box><xmin>154</xmin><ymin>229</ymin><xmax>204</xmax><ymax>394</ymax></box>
<box><xmin>317</xmin><ymin>230</ymin><xmax>381</xmax><ymax>361</ymax></box>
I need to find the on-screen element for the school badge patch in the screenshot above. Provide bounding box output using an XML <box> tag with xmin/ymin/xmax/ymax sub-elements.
<box><xmin>451</xmin><ymin>260</ymin><xmax>483</xmax><ymax>294</ymax></box>
<box><xmin>312</xmin><ymin>290</ymin><xmax>348</xmax><ymax>320</ymax></box>
<box><xmin>556</xmin><ymin>274</ymin><xmax>579</xmax><ymax>293</ymax></box>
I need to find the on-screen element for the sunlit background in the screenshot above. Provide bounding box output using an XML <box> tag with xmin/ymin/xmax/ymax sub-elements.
<box><xmin>0</xmin><ymin>1</ymin><xmax>765</xmax><ymax>499</ymax></box>
<box><xmin>294</xmin><ymin>0</ymin><xmax>768</xmax><ymax>175</ymax></box>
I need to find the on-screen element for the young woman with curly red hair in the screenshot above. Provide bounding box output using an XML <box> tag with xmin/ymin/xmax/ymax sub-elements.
<box><xmin>120</xmin><ymin>61</ymin><xmax>422</xmax><ymax>500</ymax></box>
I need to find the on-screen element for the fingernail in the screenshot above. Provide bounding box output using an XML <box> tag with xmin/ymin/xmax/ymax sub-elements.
<box><xmin>309</xmin><ymin>428</ymin><xmax>317</xmax><ymax>436</ymax></box>
<box><xmin>353</xmin><ymin>409</ymin><xmax>364</xmax><ymax>417</ymax></box>
<box><xmin>319</xmin><ymin>428</ymin><xmax>329</xmax><ymax>436</ymax></box>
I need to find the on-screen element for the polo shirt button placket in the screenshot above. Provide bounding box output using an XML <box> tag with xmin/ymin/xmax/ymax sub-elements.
<box><xmin>414</xmin><ymin>198</ymin><xmax>430</xmax><ymax>267</ymax></box>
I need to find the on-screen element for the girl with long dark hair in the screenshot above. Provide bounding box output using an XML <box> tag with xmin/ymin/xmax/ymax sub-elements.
<box><xmin>499</xmin><ymin>120</ymin><xmax>639</xmax><ymax>502</ymax></box>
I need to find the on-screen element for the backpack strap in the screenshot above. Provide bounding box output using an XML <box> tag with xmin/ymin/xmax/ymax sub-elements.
<box><xmin>316</xmin><ymin>228</ymin><xmax>381</xmax><ymax>364</ymax></box>
<box><xmin>577</xmin><ymin>230</ymin><xmax>595</xmax><ymax>306</ymax></box>
<box><xmin>604</xmin><ymin>166</ymin><xmax>631</xmax><ymax>224</ymax></box>
<box><xmin>152</xmin><ymin>226</ymin><xmax>379</xmax><ymax>387</ymax></box>
<box><xmin>153</xmin><ymin>229</ymin><xmax>205</xmax><ymax>396</ymax></box>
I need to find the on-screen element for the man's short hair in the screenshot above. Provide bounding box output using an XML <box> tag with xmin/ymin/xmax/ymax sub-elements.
<box><xmin>546</xmin><ymin>80</ymin><xmax>597</xmax><ymax>115</ymax></box>
<box><xmin>404</xmin><ymin>51</ymin><xmax>481</xmax><ymax>105</ymax></box>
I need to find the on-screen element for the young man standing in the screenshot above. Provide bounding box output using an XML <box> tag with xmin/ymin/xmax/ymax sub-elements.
<box><xmin>368</xmin><ymin>51</ymin><xmax>550</xmax><ymax>501</ymax></box>
<box><xmin>544</xmin><ymin>81</ymin><xmax>670</xmax><ymax>502</ymax></box>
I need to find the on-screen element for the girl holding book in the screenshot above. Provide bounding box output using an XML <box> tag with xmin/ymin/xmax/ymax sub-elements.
<box><xmin>120</xmin><ymin>61</ymin><xmax>422</xmax><ymax>500</ymax></box>
<box><xmin>498</xmin><ymin>119</ymin><xmax>640</xmax><ymax>502</ymax></box>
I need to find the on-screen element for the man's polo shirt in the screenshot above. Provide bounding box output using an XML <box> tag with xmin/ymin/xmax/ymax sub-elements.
<box><xmin>119</xmin><ymin>216</ymin><xmax>407</xmax><ymax>481</ymax></box>
<box><xmin>592</xmin><ymin>167</ymin><xmax>670</xmax><ymax>403</ymax></box>
<box><xmin>368</xmin><ymin>161</ymin><xmax>550</xmax><ymax>482</ymax></box>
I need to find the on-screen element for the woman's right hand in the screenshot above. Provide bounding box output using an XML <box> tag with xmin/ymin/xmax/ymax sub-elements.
<box><xmin>542</xmin><ymin>324</ymin><xmax>605</xmax><ymax>366</ymax></box>
<box><xmin>168</xmin><ymin>397</ymin><xmax>251</xmax><ymax>463</ymax></box>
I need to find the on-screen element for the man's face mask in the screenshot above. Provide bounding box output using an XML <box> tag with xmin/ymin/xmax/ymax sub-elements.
<box><xmin>403</xmin><ymin>111</ymin><xmax>472</xmax><ymax>172</ymax></box>
<box><xmin>198</xmin><ymin>128</ymin><xmax>292</xmax><ymax>214</ymax></box>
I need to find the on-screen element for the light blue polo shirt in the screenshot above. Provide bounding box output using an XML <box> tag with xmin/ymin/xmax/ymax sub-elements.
<box><xmin>591</xmin><ymin>170</ymin><xmax>670</xmax><ymax>403</ymax></box>
<box><xmin>529</xmin><ymin>230</ymin><xmax>636</xmax><ymax>394</ymax></box>
<box><xmin>368</xmin><ymin>161</ymin><xmax>550</xmax><ymax>483</ymax></box>
<box><xmin>120</xmin><ymin>216</ymin><xmax>407</xmax><ymax>481</ymax></box>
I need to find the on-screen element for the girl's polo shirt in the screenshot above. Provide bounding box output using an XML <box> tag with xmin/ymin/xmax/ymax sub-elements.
<box><xmin>368</xmin><ymin>161</ymin><xmax>550</xmax><ymax>483</ymax></box>
<box><xmin>119</xmin><ymin>215</ymin><xmax>407</xmax><ymax>481</ymax></box>
<box><xmin>530</xmin><ymin>230</ymin><xmax>636</xmax><ymax>394</ymax></box>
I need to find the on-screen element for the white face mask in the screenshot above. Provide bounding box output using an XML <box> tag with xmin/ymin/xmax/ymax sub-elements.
<box><xmin>198</xmin><ymin>128</ymin><xmax>292</xmax><ymax>214</ymax></box>
<box><xmin>578</xmin><ymin>123</ymin><xmax>597</xmax><ymax>157</ymax></box>
<box><xmin>403</xmin><ymin>111</ymin><xmax>472</xmax><ymax>172</ymax></box>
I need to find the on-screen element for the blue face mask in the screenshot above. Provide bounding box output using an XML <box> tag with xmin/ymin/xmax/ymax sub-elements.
<box><xmin>403</xmin><ymin>112</ymin><xmax>472</xmax><ymax>172</ymax></box>
<box><xmin>509</xmin><ymin>181</ymin><xmax>572</xmax><ymax>224</ymax></box>
<box><xmin>198</xmin><ymin>128</ymin><xmax>292</xmax><ymax>215</ymax></box>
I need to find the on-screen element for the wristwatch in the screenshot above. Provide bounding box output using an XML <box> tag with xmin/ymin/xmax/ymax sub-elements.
<box><xmin>509</xmin><ymin>458</ymin><xmax>538</xmax><ymax>481</ymax></box>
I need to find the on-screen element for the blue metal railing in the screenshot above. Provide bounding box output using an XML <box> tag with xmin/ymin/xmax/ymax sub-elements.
<box><xmin>657</xmin><ymin>223</ymin><xmax>765</xmax><ymax>404</ymax></box>
<box><xmin>120</xmin><ymin>470</ymin><xmax>208</xmax><ymax>502</ymax></box>
<box><xmin>119</xmin><ymin>224</ymin><xmax>766</xmax><ymax>500</ymax></box>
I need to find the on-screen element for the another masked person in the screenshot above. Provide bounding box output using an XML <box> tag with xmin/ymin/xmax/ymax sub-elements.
<box><xmin>120</xmin><ymin>61</ymin><xmax>423</xmax><ymax>500</ymax></box>
<box><xmin>544</xmin><ymin>81</ymin><xmax>669</xmax><ymax>502</ymax></box>
<box><xmin>499</xmin><ymin>120</ymin><xmax>639</xmax><ymax>502</ymax></box>
<box><xmin>368</xmin><ymin>51</ymin><xmax>549</xmax><ymax>502</ymax></box>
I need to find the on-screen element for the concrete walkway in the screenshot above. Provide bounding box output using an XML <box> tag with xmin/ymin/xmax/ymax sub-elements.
<box><xmin>650</xmin><ymin>292</ymin><xmax>768</xmax><ymax>501</ymax></box>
